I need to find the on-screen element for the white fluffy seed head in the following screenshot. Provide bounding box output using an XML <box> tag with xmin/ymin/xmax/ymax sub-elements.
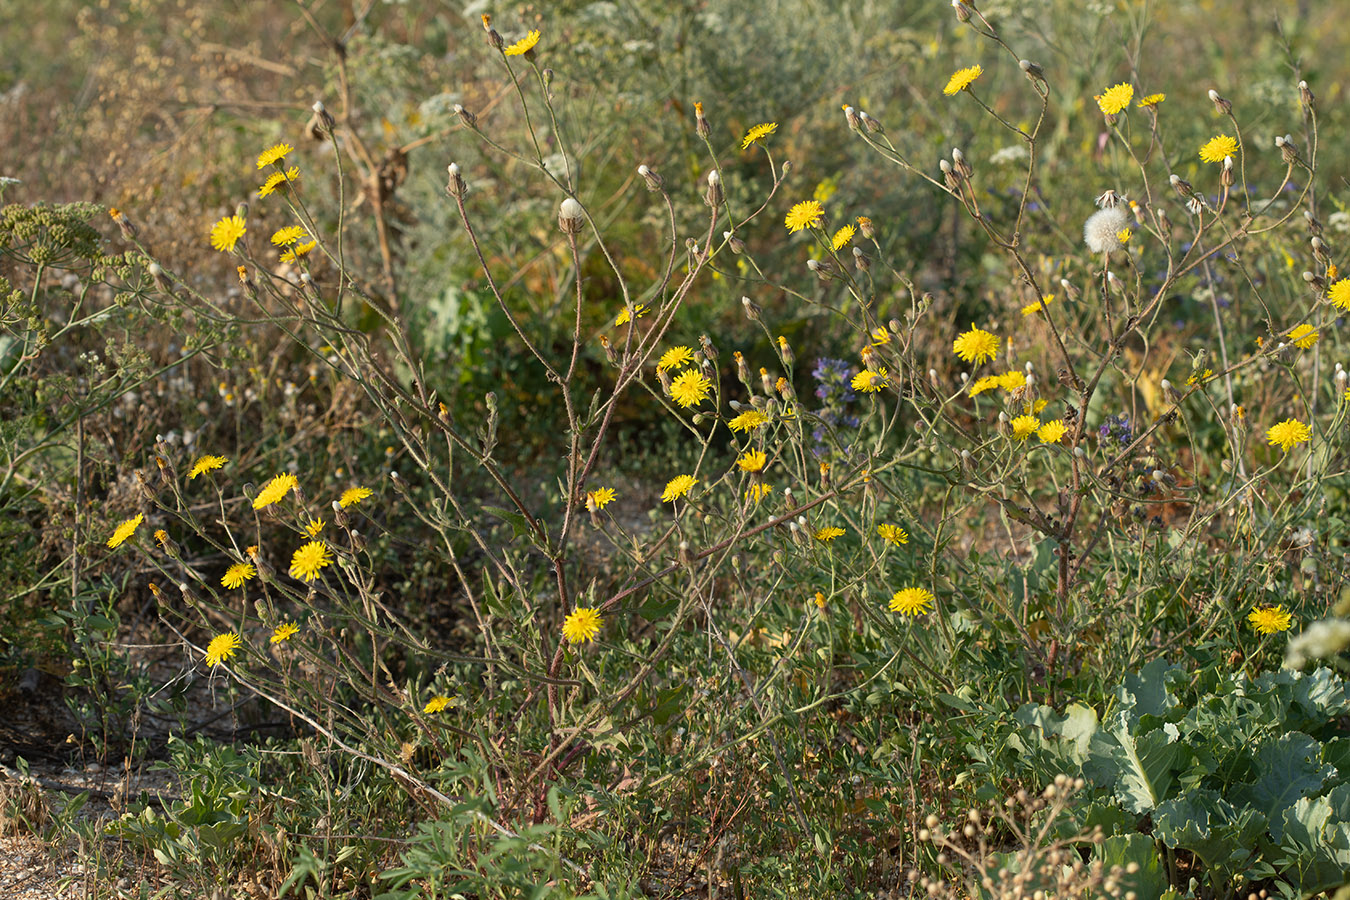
<box><xmin>1084</xmin><ymin>206</ymin><xmax>1129</xmax><ymax>253</ymax></box>
<box><xmin>707</xmin><ymin>170</ymin><xmax>721</xmax><ymax>186</ymax></box>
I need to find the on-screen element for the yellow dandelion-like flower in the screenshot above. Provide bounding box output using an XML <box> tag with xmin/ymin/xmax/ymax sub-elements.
<box><xmin>1266</xmin><ymin>418</ymin><xmax>1311</xmax><ymax>452</ymax></box>
<box><xmin>1187</xmin><ymin>369</ymin><xmax>1213</xmax><ymax>386</ymax></box>
<box><xmin>746</xmin><ymin>483</ymin><xmax>773</xmax><ymax>503</ymax></box>
<box><xmin>1199</xmin><ymin>134</ymin><xmax>1239</xmax><ymax>164</ymax></box>
<box><xmin>851</xmin><ymin>368</ymin><xmax>888</xmax><ymax>393</ymax></box>
<box><xmin>615</xmin><ymin>303</ymin><xmax>650</xmax><ymax>326</ymax></box>
<box><xmin>256</xmin><ymin>142</ymin><xmax>294</xmax><ymax>169</ymax></box>
<box><xmin>271</xmin><ymin>226</ymin><xmax>305</xmax><ymax>247</ymax></box>
<box><xmin>288</xmin><ymin>540</ymin><xmax>332</xmax><ymax>582</ymax></box>
<box><xmin>587</xmin><ymin>487</ymin><xmax>616</xmax><ymax>510</ymax></box>
<box><xmin>814</xmin><ymin>526</ymin><xmax>846</xmax><ymax>543</ymax></box>
<box><xmin>662</xmin><ymin>474</ymin><xmax>698</xmax><ymax>503</ymax></box>
<box><xmin>869</xmin><ymin>327</ymin><xmax>891</xmax><ymax>346</ymax></box>
<box><xmin>253</xmin><ymin>473</ymin><xmax>298</xmax><ymax>509</ymax></box>
<box><xmin>997</xmin><ymin>371</ymin><xmax>1027</xmax><ymax>391</ymax></box>
<box><xmin>877</xmin><ymin>523</ymin><xmax>909</xmax><ymax>546</ymax></box>
<box><xmin>209</xmin><ymin>215</ymin><xmax>247</xmax><ymax>252</ymax></box>
<box><xmin>303</xmin><ymin>518</ymin><xmax>325</xmax><ymax>538</ymax></box>
<box><xmin>153</xmin><ymin>529</ymin><xmax>169</xmax><ymax>546</ymax></box>
<box><xmin>1095</xmin><ymin>83</ymin><xmax>1134</xmax><ymax>115</ymax></box>
<box><xmin>737</xmin><ymin>449</ymin><xmax>767</xmax><ymax>473</ymax></box>
<box><xmin>729</xmin><ymin>409</ymin><xmax>770</xmax><ymax>432</ymax></box>
<box><xmin>1037</xmin><ymin>420</ymin><xmax>1068</xmax><ymax>444</ymax></box>
<box><xmin>1021</xmin><ymin>295</ymin><xmax>1053</xmax><ymax>316</ymax></box>
<box><xmin>106</xmin><ymin>513</ymin><xmax>144</xmax><ymax>550</ymax></box>
<box><xmin>503</xmin><ymin>29</ymin><xmax>540</xmax><ymax>56</ymax></box>
<box><xmin>889</xmin><ymin>587</ymin><xmax>934</xmax><ymax>617</ymax></box>
<box><xmin>670</xmin><ymin>370</ymin><xmax>712</xmax><ymax>408</ymax></box>
<box><xmin>785</xmin><ymin>200</ymin><xmax>825</xmax><ymax>234</ymax></box>
<box><xmin>270</xmin><ymin>622</ymin><xmax>299</xmax><ymax>644</ymax></box>
<box><xmin>1137</xmin><ymin>93</ymin><xmax>1166</xmax><ymax>108</ymax></box>
<box><xmin>1287</xmin><ymin>324</ymin><xmax>1319</xmax><ymax>349</ymax></box>
<box><xmin>943</xmin><ymin>65</ymin><xmax>983</xmax><ymax>96</ymax></box>
<box><xmin>562</xmin><ymin>606</ymin><xmax>603</xmax><ymax>643</ymax></box>
<box><xmin>741</xmin><ymin>122</ymin><xmax>778</xmax><ymax>149</ymax></box>
<box><xmin>423</xmin><ymin>695</ymin><xmax>451</xmax><ymax>713</ymax></box>
<box><xmin>813</xmin><ymin>590</ymin><xmax>827</xmax><ymax>608</ymax></box>
<box><xmin>258</xmin><ymin>166</ymin><xmax>300</xmax><ymax>199</ymax></box>
<box><xmin>657</xmin><ymin>346</ymin><xmax>695</xmax><ymax>371</ymax></box>
<box><xmin>188</xmin><ymin>454</ymin><xmax>228</xmax><ymax>480</ymax></box>
<box><xmin>1117</xmin><ymin>227</ymin><xmax>1132</xmax><ymax>244</ymax></box>
<box><xmin>204</xmin><ymin>632</ymin><xmax>241</xmax><ymax>667</ymax></box>
<box><xmin>953</xmin><ymin>326</ymin><xmax>999</xmax><ymax>364</ymax></box>
<box><xmin>831</xmin><ymin>224</ymin><xmax>856</xmax><ymax>251</ymax></box>
<box><xmin>968</xmin><ymin>374</ymin><xmax>1001</xmax><ymax>397</ymax></box>
<box><xmin>1010</xmin><ymin>415</ymin><xmax>1040</xmax><ymax>440</ymax></box>
<box><xmin>280</xmin><ymin>240</ymin><xmax>317</xmax><ymax>263</ymax></box>
<box><xmin>339</xmin><ymin>486</ymin><xmax>372</xmax><ymax>508</ymax></box>
<box><xmin>1329</xmin><ymin>279</ymin><xmax>1350</xmax><ymax>311</ymax></box>
<box><xmin>221</xmin><ymin>562</ymin><xmax>256</xmax><ymax>590</ymax></box>
<box><xmin>1247</xmin><ymin>605</ymin><xmax>1293</xmax><ymax>635</ymax></box>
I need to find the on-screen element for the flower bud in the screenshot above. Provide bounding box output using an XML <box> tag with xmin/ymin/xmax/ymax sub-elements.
<box><xmin>638</xmin><ymin>164</ymin><xmax>663</xmax><ymax>191</ymax></box>
<box><xmin>1276</xmin><ymin>134</ymin><xmax>1300</xmax><ymax>165</ymax></box>
<box><xmin>558</xmin><ymin>197</ymin><xmax>585</xmax><ymax>234</ymax></box>
<box><xmin>704</xmin><ymin>169</ymin><xmax>724</xmax><ymax>207</ymax></box>
<box><xmin>853</xmin><ymin>246</ymin><xmax>870</xmax><ymax>271</ymax></box>
<box><xmin>777</xmin><ymin>335</ymin><xmax>794</xmax><ymax>366</ymax></box>
<box><xmin>1305</xmin><ymin>209</ymin><xmax>1323</xmax><ymax>234</ymax></box>
<box><xmin>1299</xmin><ymin>80</ymin><xmax>1315</xmax><ymax>110</ymax></box>
<box><xmin>952</xmin><ymin>0</ymin><xmax>972</xmax><ymax>22</ymax></box>
<box><xmin>1208</xmin><ymin>89</ymin><xmax>1231</xmax><ymax>116</ymax></box>
<box><xmin>859</xmin><ymin>110</ymin><xmax>883</xmax><ymax>133</ymax></box>
<box><xmin>723</xmin><ymin>231</ymin><xmax>745</xmax><ymax>254</ymax></box>
<box><xmin>952</xmin><ymin>147</ymin><xmax>973</xmax><ymax>178</ymax></box>
<box><xmin>445</xmin><ymin>163</ymin><xmax>467</xmax><ymax>198</ymax></box>
<box><xmin>694</xmin><ymin>101</ymin><xmax>710</xmax><ymax>139</ymax></box>
<box><xmin>312</xmin><ymin>100</ymin><xmax>336</xmax><ymax>134</ymax></box>
<box><xmin>1169</xmin><ymin>173</ymin><xmax>1193</xmax><ymax>198</ymax></box>
<box><xmin>1221</xmin><ymin>156</ymin><xmax>1235</xmax><ymax>187</ymax></box>
<box><xmin>453</xmin><ymin>103</ymin><xmax>477</xmax><ymax>129</ymax></box>
<box><xmin>1304</xmin><ymin>270</ymin><xmax>1327</xmax><ymax>292</ymax></box>
<box><xmin>1019</xmin><ymin>59</ymin><xmax>1045</xmax><ymax>85</ymax></box>
<box><xmin>940</xmin><ymin>159</ymin><xmax>960</xmax><ymax>191</ymax></box>
<box><xmin>843</xmin><ymin>105</ymin><xmax>861</xmax><ymax>132</ymax></box>
<box><xmin>741</xmin><ymin>295</ymin><xmax>761</xmax><ymax>320</ymax></box>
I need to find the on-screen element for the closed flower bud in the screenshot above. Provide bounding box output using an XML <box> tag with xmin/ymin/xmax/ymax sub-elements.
<box><xmin>940</xmin><ymin>159</ymin><xmax>961</xmax><ymax>191</ymax></box>
<box><xmin>741</xmin><ymin>295</ymin><xmax>760</xmax><ymax>320</ymax></box>
<box><xmin>694</xmin><ymin>101</ymin><xmax>710</xmax><ymax>138</ymax></box>
<box><xmin>704</xmin><ymin>169</ymin><xmax>724</xmax><ymax>207</ymax></box>
<box><xmin>558</xmin><ymin>197</ymin><xmax>585</xmax><ymax>233</ymax></box>
<box><xmin>312</xmin><ymin>100</ymin><xmax>336</xmax><ymax>133</ymax></box>
<box><xmin>723</xmin><ymin>231</ymin><xmax>745</xmax><ymax>254</ymax></box>
<box><xmin>350</xmin><ymin>530</ymin><xmax>366</xmax><ymax>552</ymax></box>
<box><xmin>1305</xmin><ymin>209</ymin><xmax>1323</xmax><ymax>234</ymax></box>
<box><xmin>453</xmin><ymin>103</ymin><xmax>477</xmax><ymax>129</ymax></box>
<box><xmin>859</xmin><ymin>110</ymin><xmax>883</xmax><ymax>133</ymax></box>
<box><xmin>445</xmin><ymin>163</ymin><xmax>467</xmax><ymax>198</ymax></box>
<box><xmin>1221</xmin><ymin>156</ymin><xmax>1235</xmax><ymax>186</ymax></box>
<box><xmin>1169</xmin><ymin>173</ymin><xmax>1193</xmax><ymax>197</ymax></box>
<box><xmin>853</xmin><ymin>246</ymin><xmax>870</xmax><ymax>271</ymax></box>
<box><xmin>952</xmin><ymin>147</ymin><xmax>973</xmax><ymax>178</ymax></box>
<box><xmin>658</xmin><ymin>367</ymin><xmax>673</xmax><ymax>395</ymax></box>
<box><xmin>1299</xmin><ymin>80</ymin><xmax>1315</xmax><ymax>110</ymax></box>
<box><xmin>148</xmin><ymin>262</ymin><xmax>173</xmax><ymax>294</ymax></box>
<box><xmin>952</xmin><ymin>0</ymin><xmax>972</xmax><ymax>22</ymax></box>
<box><xmin>1276</xmin><ymin>134</ymin><xmax>1300</xmax><ymax>165</ymax></box>
<box><xmin>806</xmin><ymin>258</ymin><xmax>836</xmax><ymax>281</ymax></box>
<box><xmin>760</xmin><ymin>367</ymin><xmax>775</xmax><ymax>395</ymax></box>
<box><xmin>1019</xmin><ymin>59</ymin><xmax>1045</xmax><ymax>84</ymax></box>
<box><xmin>699</xmin><ymin>334</ymin><xmax>719</xmax><ymax>362</ymax></box>
<box><xmin>638</xmin><ymin>164</ymin><xmax>663</xmax><ymax>191</ymax></box>
<box><xmin>1208</xmin><ymin>89</ymin><xmax>1231</xmax><ymax>116</ymax></box>
<box><xmin>1304</xmin><ymin>270</ymin><xmax>1326</xmax><ymax>292</ymax></box>
<box><xmin>777</xmin><ymin>335</ymin><xmax>794</xmax><ymax>366</ymax></box>
<box><xmin>843</xmin><ymin>105</ymin><xmax>861</xmax><ymax>132</ymax></box>
<box><xmin>1157</xmin><ymin>208</ymin><xmax>1173</xmax><ymax>237</ymax></box>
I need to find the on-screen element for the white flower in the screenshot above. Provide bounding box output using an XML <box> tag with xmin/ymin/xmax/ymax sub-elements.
<box><xmin>1286</xmin><ymin>619</ymin><xmax>1350</xmax><ymax>669</ymax></box>
<box><xmin>1083</xmin><ymin>206</ymin><xmax>1129</xmax><ymax>253</ymax></box>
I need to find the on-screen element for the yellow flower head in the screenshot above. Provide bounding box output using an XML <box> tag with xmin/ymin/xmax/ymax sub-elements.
<box><xmin>258</xmin><ymin>167</ymin><xmax>300</xmax><ymax>199</ymax></box>
<box><xmin>953</xmin><ymin>326</ymin><xmax>999</xmax><ymax>365</ymax></box>
<box><xmin>670</xmin><ymin>370</ymin><xmax>712</xmax><ymax>408</ymax></box>
<box><xmin>615</xmin><ymin>303</ymin><xmax>649</xmax><ymax>326</ymax></box>
<box><xmin>943</xmin><ymin>65</ymin><xmax>983</xmax><ymax>96</ymax></box>
<box><xmin>737</xmin><ymin>449</ymin><xmax>767</xmax><ymax>473</ymax></box>
<box><xmin>253</xmin><ymin>473</ymin><xmax>298</xmax><ymax>509</ymax></box>
<box><xmin>221</xmin><ymin>562</ymin><xmax>256</xmax><ymax>589</ymax></box>
<box><xmin>889</xmin><ymin>587</ymin><xmax>935</xmax><ymax>617</ymax></box>
<box><xmin>563</xmin><ymin>606</ymin><xmax>603</xmax><ymax>643</ymax></box>
<box><xmin>997</xmin><ymin>370</ymin><xmax>1027</xmax><ymax>391</ymax></box>
<box><xmin>741</xmin><ymin>122</ymin><xmax>778</xmax><ymax>149</ymax></box>
<box><xmin>1137</xmin><ymin>93</ymin><xmax>1166</xmax><ymax>108</ymax></box>
<box><xmin>1329</xmin><ymin>278</ymin><xmax>1350</xmax><ymax>311</ymax></box>
<box><xmin>852</xmin><ymin>368</ymin><xmax>888</xmax><ymax>393</ymax></box>
<box><xmin>1287</xmin><ymin>323</ymin><xmax>1319</xmax><ymax>349</ymax></box>
<box><xmin>1021</xmin><ymin>295</ymin><xmax>1053</xmax><ymax>316</ymax></box>
<box><xmin>1247</xmin><ymin>605</ymin><xmax>1293</xmax><ymax>635</ymax></box>
<box><xmin>257</xmin><ymin>142</ymin><xmax>294</xmax><ymax>169</ymax></box>
<box><xmin>831</xmin><ymin>224</ymin><xmax>856</xmax><ymax>251</ymax></box>
<box><xmin>270</xmin><ymin>622</ymin><xmax>300</xmax><ymax>644</ymax></box>
<box><xmin>204</xmin><ymin>632</ymin><xmax>241</xmax><ymax>667</ymax></box>
<box><xmin>587</xmin><ymin>487</ymin><xmax>616</xmax><ymax>510</ymax></box>
<box><xmin>746</xmin><ymin>482</ymin><xmax>773</xmax><ymax>503</ymax></box>
<box><xmin>288</xmin><ymin>540</ymin><xmax>332</xmax><ymax>582</ymax></box>
<box><xmin>1095</xmin><ymin>83</ymin><xmax>1134</xmax><ymax>116</ymax></box>
<box><xmin>729</xmin><ymin>409</ymin><xmax>770</xmax><ymax>432</ymax></box>
<box><xmin>814</xmin><ymin>526</ymin><xmax>846</xmax><ymax>543</ymax></box>
<box><xmin>813</xmin><ymin>591</ymin><xmax>827</xmax><ymax>609</ymax></box>
<box><xmin>968</xmin><ymin>374</ymin><xmax>1001</xmax><ymax>397</ymax></box>
<box><xmin>339</xmin><ymin>486</ymin><xmax>372</xmax><ymax>508</ymax></box>
<box><xmin>209</xmin><ymin>215</ymin><xmax>247</xmax><ymax>252</ymax></box>
<box><xmin>662</xmin><ymin>474</ymin><xmax>698</xmax><ymax>503</ymax></box>
<box><xmin>280</xmin><ymin>241</ymin><xmax>317</xmax><ymax>263</ymax></box>
<box><xmin>657</xmin><ymin>346</ymin><xmax>695</xmax><ymax>371</ymax></box>
<box><xmin>188</xmin><ymin>454</ymin><xmax>228</xmax><ymax>480</ymax></box>
<box><xmin>1037</xmin><ymin>420</ymin><xmax>1068</xmax><ymax>444</ymax></box>
<box><xmin>503</xmin><ymin>29</ymin><xmax>540</xmax><ymax>56</ymax></box>
<box><xmin>271</xmin><ymin>226</ymin><xmax>305</xmax><ymax>247</ymax></box>
<box><xmin>1199</xmin><ymin>134</ymin><xmax>1239</xmax><ymax>164</ymax></box>
<box><xmin>877</xmin><ymin>523</ymin><xmax>909</xmax><ymax>546</ymax></box>
<box><xmin>1266</xmin><ymin>418</ymin><xmax>1311</xmax><ymax>452</ymax></box>
<box><xmin>106</xmin><ymin>513</ymin><xmax>144</xmax><ymax>550</ymax></box>
<box><xmin>423</xmin><ymin>695</ymin><xmax>451</xmax><ymax>713</ymax></box>
<box><xmin>785</xmin><ymin>200</ymin><xmax>825</xmax><ymax>234</ymax></box>
<box><xmin>303</xmin><ymin>518</ymin><xmax>325</xmax><ymax>538</ymax></box>
<box><xmin>1010</xmin><ymin>414</ymin><xmax>1040</xmax><ymax>440</ymax></box>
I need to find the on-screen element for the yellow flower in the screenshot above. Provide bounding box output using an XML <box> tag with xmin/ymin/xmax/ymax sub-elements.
<box><xmin>280</xmin><ymin>241</ymin><xmax>317</xmax><ymax>263</ymax></box>
<box><xmin>1010</xmin><ymin>414</ymin><xmax>1040</xmax><ymax>440</ymax></box>
<box><xmin>997</xmin><ymin>371</ymin><xmax>1027</xmax><ymax>391</ymax></box>
<box><xmin>258</xmin><ymin>166</ymin><xmax>300</xmax><ymax>199</ymax></box>
<box><xmin>1095</xmin><ymin>82</ymin><xmax>1134</xmax><ymax>115</ymax></box>
<box><xmin>256</xmin><ymin>142</ymin><xmax>294</xmax><ymax>169</ymax></box>
<box><xmin>1187</xmin><ymin>369</ymin><xmax>1213</xmax><ymax>386</ymax></box>
<box><xmin>253</xmin><ymin>473</ymin><xmax>298</xmax><ymax>510</ymax></box>
<box><xmin>741</xmin><ymin>122</ymin><xmax>778</xmax><ymax>149</ymax></box>
<box><xmin>188</xmin><ymin>454</ymin><xmax>228</xmax><ymax>479</ymax></box>
<box><xmin>1037</xmin><ymin>420</ymin><xmax>1068</xmax><ymax>444</ymax></box>
<box><xmin>869</xmin><ymin>327</ymin><xmax>891</xmax><ymax>346</ymax></box>
<box><xmin>271</xmin><ymin>226</ymin><xmax>306</xmax><ymax>247</ymax></box>
<box><xmin>889</xmin><ymin>587</ymin><xmax>934</xmax><ymax>617</ymax></box>
<box><xmin>153</xmin><ymin>529</ymin><xmax>169</xmax><ymax>546</ymax></box>
<box><xmin>204</xmin><ymin>632</ymin><xmax>241</xmax><ymax>667</ymax></box>
<box><xmin>615</xmin><ymin>303</ymin><xmax>649</xmax><ymax>326</ymax></box>
<box><xmin>877</xmin><ymin>523</ymin><xmax>909</xmax><ymax>546</ymax></box>
<box><xmin>737</xmin><ymin>449</ymin><xmax>768</xmax><ymax>473</ymax></box>
<box><xmin>746</xmin><ymin>483</ymin><xmax>773</xmax><ymax>503</ymax></box>
<box><xmin>1021</xmin><ymin>295</ymin><xmax>1053</xmax><ymax>316</ymax></box>
<box><xmin>943</xmin><ymin>65</ymin><xmax>983</xmax><ymax>96</ymax></box>
<box><xmin>503</xmin><ymin>29</ymin><xmax>540</xmax><ymax>56</ymax></box>
<box><xmin>670</xmin><ymin>370</ymin><xmax>712</xmax><ymax>408</ymax></box>
<box><xmin>831</xmin><ymin>224</ymin><xmax>856</xmax><ymax>251</ymax></box>
<box><xmin>423</xmin><ymin>695</ymin><xmax>451</xmax><ymax>713</ymax></box>
<box><xmin>1247</xmin><ymin>605</ymin><xmax>1293</xmax><ymax>635</ymax></box>
<box><xmin>1266</xmin><ymin>418</ymin><xmax>1311</xmax><ymax>452</ymax></box>
<box><xmin>221</xmin><ymin>562</ymin><xmax>256</xmax><ymax>589</ymax></box>
<box><xmin>813</xmin><ymin>591</ymin><xmax>827</xmax><ymax>608</ymax></box>
<box><xmin>729</xmin><ymin>410</ymin><xmax>769</xmax><ymax>432</ymax></box>
<box><xmin>953</xmin><ymin>326</ymin><xmax>999</xmax><ymax>364</ymax></box>
<box><xmin>339</xmin><ymin>486</ymin><xmax>372</xmax><ymax>508</ymax></box>
<box><xmin>288</xmin><ymin>540</ymin><xmax>332</xmax><ymax>582</ymax></box>
<box><xmin>1287</xmin><ymin>323</ymin><xmax>1319</xmax><ymax>349</ymax></box>
<box><xmin>851</xmin><ymin>368</ymin><xmax>888</xmax><ymax>393</ymax></box>
<box><xmin>1137</xmin><ymin>93</ymin><xmax>1166</xmax><ymax>108</ymax></box>
<box><xmin>562</xmin><ymin>606</ymin><xmax>603</xmax><ymax>643</ymax></box>
<box><xmin>1117</xmin><ymin>228</ymin><xmax>1132</xmax><ymax>244</ymax></box>
<box><xmin>304</xmin><ymin>518</ymin><xmax>325</xmax><ymax>538</ymax></box>
<box><xmin>1329</xmin><ymin>279</ymin><xmax>1350</xmax><ymax>311</ymax></box>
<box><xmin>1199</xmin><ymin>134</ymin><xmax>1238</xmax><ymax>164</ymax></box>
<box><xmin>968</xmin><ymin>374</ymin><xmax>1001</xmax><ymax>397</ymax></box>
<box><xmin>587</xmin><ymin>487</ymin><xmax>616</xmax><ymax>510</ymax></box>
<box><xmin>270</xmin><ymin>622</ymin><xmax>300</xmax><ymax>644</ymax></box>
<box><xmin>785</xmin><ymin>200</ymin><xmax>825</xmax><ymax>233</ymax></box>
<box><xmin>657</xmin><ymin>346</ymin><xmax>695</xmax><ymax>371</ymax></box>
<box><xmin>814</xmin><ymin>526</ymin><xmax>846</xmax><ymax>543</ymax></box>
<box><xmin>106</xmin><ymin>513</ymin><xmax>144</xmax><ymax>549</ymax></box>
<box><xmin>209</xmin><ymin>215</ymin><xmax>246</xmax><ymax>252</ymax></box>
<box><xmin>662</xmin><ymin>474</ymin><xmax>698</xmax><ymax>503</ymax></box>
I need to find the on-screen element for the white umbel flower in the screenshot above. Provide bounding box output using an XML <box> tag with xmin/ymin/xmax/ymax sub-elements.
<box><xmin>1084</xmin><ymin>206</ymin><xmax>1129</xmax><ymax>253</ymax></box>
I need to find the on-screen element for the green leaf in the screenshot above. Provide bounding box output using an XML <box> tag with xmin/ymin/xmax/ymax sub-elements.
<box><xmin>1231</xmin><ymin>733</ymin><xmax>1335</xmax><ymax>843</ymax></box>
<box><xmin>1276</xmin><ymin>782</ymin><xmax>1350</xmax><ymax>893</ymax></box>
<box><xmin>481</xmin><ymin>505</ymin><xmax>535</xmax><ymax>541</ymax></box>
<box><xmin>1097</xmin><ymin>833</ymin><xmax>1171</xmax><ymax>900</ymax></box>
<box><xmin>1154</xmin><ymin>789</ymin><xmax>1266</xmax><ymax>878</ymax></box>
<box><xmin>1116</xmin><ymin>657</ymin><xmax>1182</xmax><ymax>721</ymax></box>
<box><xmin>1084</xmin><ymin>722</ymin><xmax>1189</xmax><ymax>815</ymax></box>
